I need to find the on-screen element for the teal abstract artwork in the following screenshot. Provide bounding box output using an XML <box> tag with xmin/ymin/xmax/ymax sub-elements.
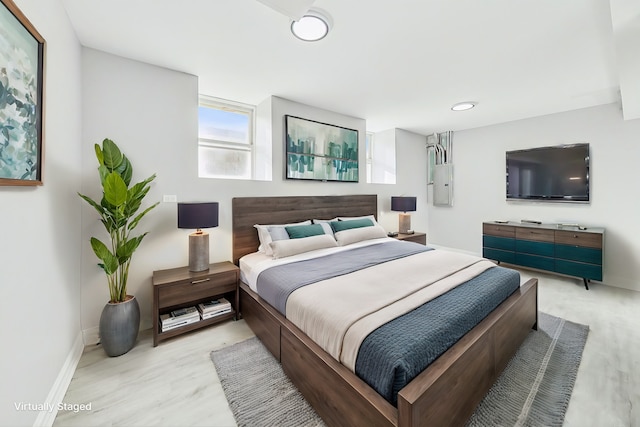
<box><xmin>285</xmin><ymin>115</ymin><xmax>358</xmax><ymax>182</ymax></box>
<box><xmin>0</xmin><ymin>0</ymin><xmax>45</xmax><ymax>185</ymax></box>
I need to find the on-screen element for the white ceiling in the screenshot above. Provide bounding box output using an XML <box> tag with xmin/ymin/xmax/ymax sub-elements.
<box><xmin>61</xmin><ymin>0</ymin><xmax>634</xmax><ymax>135</ymax></box>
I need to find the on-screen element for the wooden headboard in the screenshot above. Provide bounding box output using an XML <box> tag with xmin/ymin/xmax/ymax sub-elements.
<box><xmin>232</xmin><ymin>194</ymin><xmax>377</xmax><ymax>265</ymax></box>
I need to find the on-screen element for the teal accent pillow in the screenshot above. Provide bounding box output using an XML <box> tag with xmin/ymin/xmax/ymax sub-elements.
<box><xmin>285</xmin><ymin>224</ymin><xmax>326</xmax><ymax>239</ymax></box>
<box><xmin>330</xmin><ymin>218</ymin><xmax>374</xmax><ymax>233</ymax></box>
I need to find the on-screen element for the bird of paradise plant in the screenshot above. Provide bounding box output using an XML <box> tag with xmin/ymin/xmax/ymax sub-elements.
<box><xmin>78</xmin><ymin>138</ymin><xmax>158</xmax><ymax>303</ymax></box>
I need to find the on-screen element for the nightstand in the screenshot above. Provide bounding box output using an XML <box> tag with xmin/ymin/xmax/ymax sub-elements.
<box><xmin>152</xmin><ymin>261</ymin><xmax>239</xmax><ymax>347</ymax></box>
<box><xmin>393</xmin><ymin>232</ymin><xmax>427</xmax><ymax>245</ymax></box>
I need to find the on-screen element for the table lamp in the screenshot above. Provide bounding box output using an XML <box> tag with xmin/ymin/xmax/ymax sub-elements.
<box><xmin>178</xmin><ymin>202</ymin><xmax>219</xmax><ymax>272</ymax></box>
<box><xmin>391</xmin><ymin>196</ymin><xmax>417</xmax><ymax>234</ymax></box>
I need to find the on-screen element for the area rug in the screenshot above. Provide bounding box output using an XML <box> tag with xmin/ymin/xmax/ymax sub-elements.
<box><xmin>210</xmin><ymin>312</ymin><xmax>588</xmax><ymax>427</ymax></box>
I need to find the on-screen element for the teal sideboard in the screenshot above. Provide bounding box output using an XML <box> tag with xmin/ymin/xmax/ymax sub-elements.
<box><xmin>482</xmin><ymin>222</ymin><xmax>604</xmax><ymax>290</ymax></box>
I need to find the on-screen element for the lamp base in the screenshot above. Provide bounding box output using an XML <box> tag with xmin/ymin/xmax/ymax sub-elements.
<box><xmin>188</xmin><ymin>232</ymin><xmax>210</xmax><ymax>272</ymax></box>
<box><xmin>398</xmin><ymin>213</ymin><xmax>412</xmax><ymax>234</ymax></box>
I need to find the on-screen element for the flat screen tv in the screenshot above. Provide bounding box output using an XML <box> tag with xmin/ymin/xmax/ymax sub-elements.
<box><xmin>506</xmin><ymin>143</ymin><xmax>590</xmax><ymax>202</ymax></box>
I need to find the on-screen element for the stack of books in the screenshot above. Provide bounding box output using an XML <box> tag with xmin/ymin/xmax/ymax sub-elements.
<box><xmin>160</xmin><ymin>306</ymin><xmax>200</xmax><ymax>332</ymax></box>
<box><xmin>198</xmin><ymin>298</ymin><xmax>233</xmax><ymax>320</ymax></box>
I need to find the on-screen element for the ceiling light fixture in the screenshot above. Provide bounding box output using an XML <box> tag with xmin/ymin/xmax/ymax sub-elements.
<box><xmin>291</xmin><ymin>9</ymin><xmax>332</xmax><ymax>42</ymax></box>
<box><xmin>451</xmin><ymin>102</ymin><xmax>477</xmax><ymax>111</ymax></box>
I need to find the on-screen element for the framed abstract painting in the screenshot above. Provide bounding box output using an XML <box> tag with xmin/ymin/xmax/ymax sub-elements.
<box><xmin>0</xmin><ymin>0</ymin><xmax>45</xmax><ymax>186</ymax></box>
<box><xmin>285</xmin><ymin>115</ymin><xmax>359</xmax><ymax>182</ymax></box>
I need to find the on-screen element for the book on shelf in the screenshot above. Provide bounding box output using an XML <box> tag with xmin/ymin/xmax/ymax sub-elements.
<box><xmin>160</xmin><ymin>306</ymin><xmax>199</xmax><ymax>328</ymax></box>
<box><xmin>160</xmin><ymin>312</ymin><xmax>198</xmax><ymax>326</ymax></box>
<box><xmin>159</xmin><ymin>315</ymin><xmax>199</xmax><ymax>332</ymax></box>
<box><xmin>201</xmin><ymin>307</ymin><xmax>233</xmax><ymax>320</ymax></box>
<box><xmin>198</xmin><ymin>298</ymin><xmax>231</xmax><ymax>314</ymax></box>
<box><xmin>170</xmin><ymin>306</ymin><xmax>199</xmax><ymax>319</ymax></box>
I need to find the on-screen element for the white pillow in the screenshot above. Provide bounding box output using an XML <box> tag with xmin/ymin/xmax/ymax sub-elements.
<box><xmin>269</xmin><ymin>234</ymin><xmax>338</xmax><ymax>259</ymax></box>
<box><xmin>337</xmin><ymin>215</ymin><xmax>380</xmax><ymax>227</ymax></box>
<box><xmin>312</xmin><ymin>218</ymin><xmax>338</xmax><ymax>237</ymax></box>
<box><xmin>254</xmin><ymin>220</ymin><xmax>311</xmax><ymax>255</ymax></box>
<box><xmin>334</xmin><ymin>225</ymin><xmax>387</xmax><ymax>246</ymax></box>
<box><xmin>317</xmin><ymin>222</ymin><xmax>334</xmax><ymax>236</ymax></box>
<box><xmin>312</xmin><ymin>218</ymin><xmax>339</xmax><ymax>223</ymax></box>
<box><xmin>267</xmin><ymin>226</ymin><xmax>290</xmax><ymax>241</ymax></box>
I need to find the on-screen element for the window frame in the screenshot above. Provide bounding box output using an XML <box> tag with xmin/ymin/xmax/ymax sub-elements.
<box><xmin>198</xmin><ymin>95</ymin><xmax>257</xmax><ymax>180</ymax></box>
<box><xmin>365</xmin><ymin>132</ymin><xmax>374</xmax><ymax>183</ymax></box>
<box><xmin>365</xmin><ymin>130</ymin><xmax>396</xmax><ymax>184</ymax></box>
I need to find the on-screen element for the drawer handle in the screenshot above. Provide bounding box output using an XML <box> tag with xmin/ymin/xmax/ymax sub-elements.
<box><xmin>191</xmin><ymin>278</ymin><xmax>211</xmax><ymax>285</ymax></box>
<box><xmin>573</xmin><ymin>235</ymin><xmax>578</xmax><ymax>238</ymax></box>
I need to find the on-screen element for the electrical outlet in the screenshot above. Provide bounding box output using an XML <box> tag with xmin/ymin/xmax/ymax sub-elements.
<box><xmin>163</xmin><ymin>195</ymin><xmax>177</xmax><ymax>203</ymax></box>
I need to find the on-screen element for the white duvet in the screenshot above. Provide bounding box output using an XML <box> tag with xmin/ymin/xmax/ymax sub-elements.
<box><xmin>240</xmin><ymin>239</ymin><xmax>496</xmax><ymax>372</ymax></box>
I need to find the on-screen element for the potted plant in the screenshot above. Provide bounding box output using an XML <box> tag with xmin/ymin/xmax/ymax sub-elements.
<box><xmin>79</xmin><ymin>138</ymin><xmax>158</xmax><ymax>356</ymax></box>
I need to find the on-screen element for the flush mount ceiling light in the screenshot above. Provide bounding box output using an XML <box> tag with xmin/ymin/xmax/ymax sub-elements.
<box><xmin>291</xmin><ymin>9</ymin><xmax>332</xmax><ymax>42</ymax></box>
<box><xmin>451</xmin><ymin>102</ymin><xmax>477</xmax><ymax>111</ymax></box>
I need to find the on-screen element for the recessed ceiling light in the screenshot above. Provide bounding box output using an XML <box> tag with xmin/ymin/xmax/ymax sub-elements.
<box><xmin>451</xmin><ymin>102</ymin><xmax>477</xmax><ymax>111</ymax></box>
<box><xmin>291</xmin><ymin>10</ymin><xmax>332</xmax><ymax>42</ymax></box>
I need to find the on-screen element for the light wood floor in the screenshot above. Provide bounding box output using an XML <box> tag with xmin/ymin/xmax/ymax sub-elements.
<box><xmin>54</xmin><ymin>270</ymin><xmax>640</xmax><ymax>427</ymax></box>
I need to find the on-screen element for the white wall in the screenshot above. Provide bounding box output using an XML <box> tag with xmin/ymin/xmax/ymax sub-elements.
<box><xmin>80</xmin><ymin>48</ymin><xmax>200</xmax><ymax>341</ymax></box>
<box><xmin>80</xmin><ymin>51</ymin><xmax>429</xmax><ymax>338</ymax></box>
<box><xmin>0</xmin><ymin>0</ymin><xmax>83</xmax><ymax>426</ymax></box>
<box><xmin>427</xmin><ymin>103</ymin><xmax>640</xmax><ymax>291</ymax></box>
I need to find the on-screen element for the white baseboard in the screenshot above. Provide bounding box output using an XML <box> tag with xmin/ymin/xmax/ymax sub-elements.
<box><xmin>600</xmin><ymin>273</ymin><xmax>639</xmax><ymax>292</ymax></box>
<box><xmin>82</xmin><ymin>326</ymin><xmax>100</xmax><ymax>346</ymax></box>
<box><xmin>429</xmin><ymin>243</ymin><xmax>479</xmax><ymax>257</ymax></box>
<box><xmin>81</xmin><ymin>323</ymin><xmax>152</xmax><ymax>346</ymax></box>
<box><xmin>33</xmin><ymin>332</ymin><xmax>85</xmax><ymax>427</ymax></box>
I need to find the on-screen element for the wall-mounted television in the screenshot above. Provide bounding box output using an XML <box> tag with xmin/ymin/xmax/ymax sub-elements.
<box><xmin>506</xmin><ymin>143</ymin><xmax>590</xmax><ymax>203</ymax></box>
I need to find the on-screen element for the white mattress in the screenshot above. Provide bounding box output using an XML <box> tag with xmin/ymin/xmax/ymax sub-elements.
<box><xmin>239</xmin><ymin>237</ymin><xmax>396</xmax><ymax>292</ymax></box>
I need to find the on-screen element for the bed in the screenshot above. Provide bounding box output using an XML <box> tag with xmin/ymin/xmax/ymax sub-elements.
<box><xmin>233</xmin><ymin>195</ymin><xmax>538</xmax><ymax>427</ymax></box>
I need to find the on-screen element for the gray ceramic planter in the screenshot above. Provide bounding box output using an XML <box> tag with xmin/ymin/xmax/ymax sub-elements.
<box><xmin>99</xmin><ymin>296</ymin><xmax>140</xmax><ymax>357</ymax></box>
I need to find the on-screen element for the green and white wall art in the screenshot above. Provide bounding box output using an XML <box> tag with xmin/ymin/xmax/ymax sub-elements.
<box><xmin>285</xmin><ymin>115</ymin><xmax>358</xmax><ymax>182</ymax></box>
<box><xmin>0</xmin><ymin>0</ymin><xmax>45</xmax><ymax>186</ymax></box>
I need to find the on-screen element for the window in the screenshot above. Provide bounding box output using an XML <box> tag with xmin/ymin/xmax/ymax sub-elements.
<box><xmin>198</xmin><ymin>96</ymin><xmax>255</xmax><ymax>180</ymax></box>
<box><xmin>366</xmin><ymin>130</ymin><xmax>396</xmax><ymax>184</ymax></box>
<box><xmin>365</xmin><ymin>132</ymin><xmax>374</xmax><ymax>183</ymax></box>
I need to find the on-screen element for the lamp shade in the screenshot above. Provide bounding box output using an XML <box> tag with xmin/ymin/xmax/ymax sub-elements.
<box><xmin>177</xmin><ymin>202</ymin><xmax>219</xmax><ymax>229</ymax></box>
<box><xmin>391</xmin><ymin>196</ymin><xmax>417</xmax><ymax>212</ymax></box>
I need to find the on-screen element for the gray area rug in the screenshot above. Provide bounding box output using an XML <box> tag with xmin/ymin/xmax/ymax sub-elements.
<box><xmin>210</xmin><ymin>312</ymin><xmax>588</xmax><ymax>427</ymax></box>
<box><xmin>211</xmin><ymin>337</ymin><xmax>324</xmax><ymax>427</ymax></box>
<box><xmin>467</xmin><ymin>312</ymin><xmax>589</xmax><ymax>426</ymax></box>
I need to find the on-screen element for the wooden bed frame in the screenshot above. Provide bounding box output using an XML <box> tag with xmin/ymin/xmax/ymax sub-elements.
<box><xmin>232</xmin><ymin>195</ymin><xmax>538</xmax><ymax>427</ymax></box>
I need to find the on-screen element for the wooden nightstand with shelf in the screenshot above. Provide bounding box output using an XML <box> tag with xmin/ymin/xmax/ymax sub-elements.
<box><xmin>393</xmin><ymin>232</ymin><xmax>427</xmax><ymax>245</ymax></box>
<box><xmin>152</xmin><ymin>261</ymin><xmax>239</xmax><ymax>347</ymax></box>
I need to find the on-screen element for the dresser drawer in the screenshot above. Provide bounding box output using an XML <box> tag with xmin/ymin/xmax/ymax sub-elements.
<box><xmin>483</xmin><ymin>223</ymin><xmax>515</xmax><ymax>238</ymax></box>
<box><xmin>158</xmin><ymin>271</ymin><xmax>237</xmax><ymax>308</ymax></box>
<box><xmin>555</xmin><ymin>244</ymin><xmax>602</xmax><ymax>265</ymax></box>
<box><xmin>483</xmin><ymin>235</ymin><xmax>515</xmax><ymax>251</ymax></box>
<box><xmin>515</xmin><ymin>253</ymin><xmax>555</xmax><ymax>272</ymax></box>
<box><xmin>556</xmin><ymin>259</ymin><xmax>603</xmax><ymax>281</ymax></box>
<box><xmin>515</xmin><ymin>228</ymin><xmax>555</xmax><ymax>243</ymax></box>
<box><xmin>516</xmin><ymin>240</ymin><xmax>554</xmax><ymax>257</ymax></box>
<box><xmin>555</xmin><ymin>230</ymin><xmax>602</xmax><ymax>249</ymax></box>
<box><xmin>483</xmin><ymin>248</ymin><xmax>516</xmax><ymax>264</ymax></box>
